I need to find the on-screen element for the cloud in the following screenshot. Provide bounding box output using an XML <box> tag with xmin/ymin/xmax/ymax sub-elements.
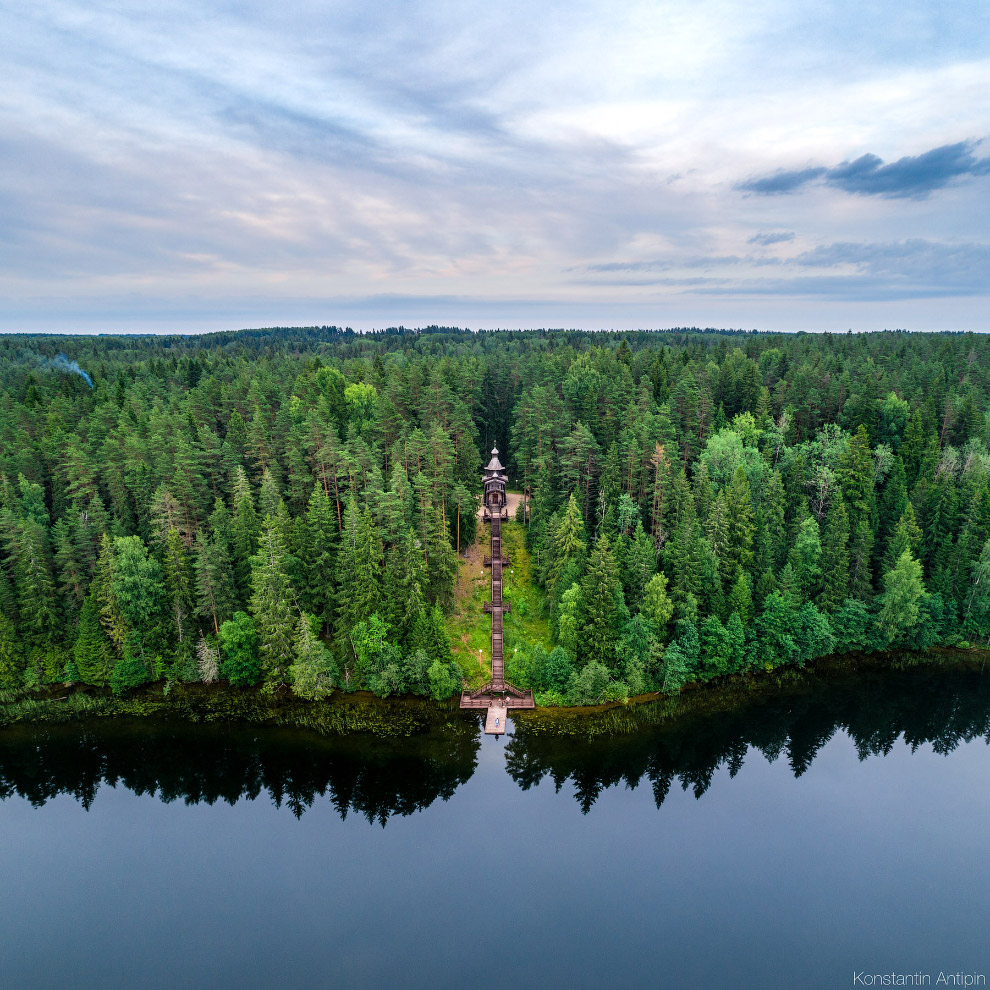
<box><xmin>748</xmin><ymin>231</ymin><xmax>795</xmax><ymax>246</ymax></box>
<box><xmin>737</xmin><ymin>167</ymin><xmax>827</xmax><ymax>195</ymax></box>
<box><xmin>792</xmin><ymin>238</ymin><xmax>990</xmax><ymax>285</ymax></box>
<box><xmin>584</xmin><ymin>256</ymin><xmax>742</xmax><ymax>273</ymax></box>
<box><xmin>738</xmin><ymin>141</ymin><xmax>990</xmax><ymax>199</ymax></box>
<box><xmin>691</xmin><ymin>239</ymin><xmax>990</xmax><ymax>301</ymax></box>
<box><xmin>828</xmin><ymin>143</ymin><xmax>990</xmax><ymax>197</ymax></box>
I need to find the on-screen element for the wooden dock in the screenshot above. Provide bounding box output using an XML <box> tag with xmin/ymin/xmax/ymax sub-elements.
<box><xmin>485</xmin><ymin>706</ymin><xmax>508</xmax><ymax>735</ymax></box>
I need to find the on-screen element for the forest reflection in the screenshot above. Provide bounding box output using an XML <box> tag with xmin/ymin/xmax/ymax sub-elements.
<box><xmin>2</xmin><ymin>665</ymin><xmax>990</xmax><ymax>822</ymax></box>
<box><xmin>0</xmin><ymin>717</ymin><xmax>480</xmax><ymax>824</ymax></box>
<box><xmin>506</xmin><ymin>664</ymin><xmax>990</xmax><ymax>812</ymax></box>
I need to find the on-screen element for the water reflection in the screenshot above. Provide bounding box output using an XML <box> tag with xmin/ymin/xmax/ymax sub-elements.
<box><xmin>2</xmin><ymin>664</ymin><xmax>989</xmax><ymax>822</ymax></box>
<box><xmin>506</xmin><ymin>663</ymin><xmax>990</xmax><ymax>812</ymax></box>
<box><xmin>0</xmin><ymin>718</ymin><xmax>480</xmax><ymax>824</ymax></box>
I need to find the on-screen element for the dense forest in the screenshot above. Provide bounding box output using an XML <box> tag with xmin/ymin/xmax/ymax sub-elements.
<box><xmin>0</xmin><ymin>326</ymin><xmax>988</xmax><ymax>708</ymax></box>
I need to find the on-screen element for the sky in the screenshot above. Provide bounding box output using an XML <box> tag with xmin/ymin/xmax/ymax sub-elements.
<box><xmin>1</xmin><ymin>0</ymin><xmax>988</xmax><ymax>333</ymax></box>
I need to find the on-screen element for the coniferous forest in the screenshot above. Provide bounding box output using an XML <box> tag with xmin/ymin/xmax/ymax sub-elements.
<box><xmin>1</xmin><ymin>327</ymin><xmax>989</xmax><ymax>709</ymax></box>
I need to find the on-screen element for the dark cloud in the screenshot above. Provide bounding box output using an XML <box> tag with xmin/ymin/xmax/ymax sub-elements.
<box><xmin>736</xmin><ymin>167</ymin><xmax>827</xmax><ymax>195</ymax></box>
<box><xmin>738</xmin><ymin>141</ymin><xmax>990</xmax><ymax>199</ymax></box>
<box><xmin>827</xmin><ymin>143</ymin><xmax>990</xmax><ymax>197</ymax></box>
<box><xmin>748</xmin><ymin>231</ymin><xmax>795</xmax><ymax>246</ymax></box>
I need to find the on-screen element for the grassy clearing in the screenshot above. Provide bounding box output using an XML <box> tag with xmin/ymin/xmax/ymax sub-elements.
<box><xmin>445</xmin><ymin>518</ymin><xmax>551</xmax><ymax>686</ymax></box>
<box><xmin>499</xmin><ymin>521</ymin><xmax>552</xmax><ymax>666</ymax></box>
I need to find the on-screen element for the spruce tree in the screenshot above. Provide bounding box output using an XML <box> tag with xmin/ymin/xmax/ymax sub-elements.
<box><xmin>230</xmin><ymin>466</ymin><xmax>259</xmax><ymax>601</ymax></box>
<box><xmin>301</xmin><ymin>481</ymin><xmax>338</xmax><ymax>632</ymax></box>
<box><xmin>819</xmin><ymin>494</ymin><xmax>850</xmax><ymax>612</ymax></box>
<box><xmin>580</xmin><ymin>535</ymin><xmax>628</xmax><ymax>671</ymax></box>
<box><xmin>289</xmin><ymin>613</ymin><xmax>337</xmax><ymax>699</ymax></box>
<box><xmin>883</xmin><ymin>503</ymin><xmax>922</xmax><ymax>573</ymax></box>
<box><xmin>727</xmin><ymin>571</ymin><xmax>753</xmax><ymax>625</ymax></box>
<box><xmin>788</xmin><ymin>516</ymin><xmax>823</xmax><ymax>603</ymax></box>
<box><xmin>73</xmin><ymin>588</ymin><xmax>115</xmax><ymax>686</ymax></box>
<box><xmin>249</xmin><ymin>517</ymin><xmax>297</xmax><ymax>685</ymax></box>
<box><xmin>620</xmin><ymin>521</ymin><xmax>656</xmax><ymax>609</ymax></box>
<box><xmin>725</xmin><ymin>466</ymin><xmax>755</xmax><ymax>581</ymax></box>
<box><xmin>193</xmin><ymin>528</ymin><xmax>237</xmax><ymax>635</ymax></box>
<box><xmin>335</xmin><ymin>503</ymin><xmax>383</xmax><ymax>639</ymax></box>
<box><xmin>546</xmin><ymin>494</ymin><xmax>587</xmax><ymax>601</ymax></box>
<box><xmin>840</xmin><ymin>426</ymin><xmax>876</xmax><ymax>599</ymax></box>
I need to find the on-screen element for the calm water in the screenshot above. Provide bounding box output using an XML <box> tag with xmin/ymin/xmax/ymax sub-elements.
<box><xmin>3</xmin><ymin>664</ymin><xmax>990</xmax><ymax>989</ymax></box>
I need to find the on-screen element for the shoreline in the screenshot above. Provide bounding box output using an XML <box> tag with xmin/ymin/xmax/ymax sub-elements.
<box><xmin>2</xmin><ymin>646</ymin><xmax>987</xmax><ymax>741</ymax></box>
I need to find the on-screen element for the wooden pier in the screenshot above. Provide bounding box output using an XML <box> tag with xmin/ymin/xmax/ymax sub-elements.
<box><xmin>461</xmin><ymin>445</ymin><xmax>535</xmax><ymax>729</ymax></box>
<box><xmin>485</xmin><ymin>706</ymin><xmax>508</xmax><ymax>735</ymax></box>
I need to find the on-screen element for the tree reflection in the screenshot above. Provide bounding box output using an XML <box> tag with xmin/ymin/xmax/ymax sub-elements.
<box><xmin>3</xmin><ymin>665</ymin><xmax>990</xmax><ymax>821</ymax></box>
<box><xmin>0</xmin><ymin>718</ymin><xmax>480</xmax><ymax>825</ymax></box>
<box><xmin>505</xmin><ymin>665</ymin><xmax>990</xmax><ymax>812</ymax></box>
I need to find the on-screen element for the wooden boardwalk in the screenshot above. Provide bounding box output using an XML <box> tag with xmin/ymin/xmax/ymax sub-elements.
<box><xmin>461</xmin><ymin>445</ymin><xmax>534</xmax><ymax>727</ymax></box>
<box><xmin>485</xmin><ymin>706</ymin><xmax>508</xmax><ymax>735</ymax></box>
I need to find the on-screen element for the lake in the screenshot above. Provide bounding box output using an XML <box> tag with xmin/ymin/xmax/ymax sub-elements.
<box><xmin>2</xmin><ymin>661</ymin><xmax>990</xmax><ymax>988</ymax></box>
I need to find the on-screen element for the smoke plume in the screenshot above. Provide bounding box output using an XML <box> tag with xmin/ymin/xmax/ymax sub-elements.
<box><xmin>51</xmin><ymin>353</ymin><xmax>93</xmax><ymax>388</ymax></box>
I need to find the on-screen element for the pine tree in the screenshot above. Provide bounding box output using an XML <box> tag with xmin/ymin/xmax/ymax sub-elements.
<box><xmin>704</xmin><ymin>490</ymin><xmax>732</xmax><ymax>589</ymax></box>
<box><xmin>660</xmin><ymin>619</ymin><xmax>699</xmax><ymax>692</ymax></box>
<box><xmin>557</xmin><ymin>582</ymin><xmax>585</xmax><ymax>659</ymax></box>
<box><xmin>0</xmin><ymin>612</ymin><xmax>24</xmax><ymax>690</ymax></box>
<box><xmin>962</xmin><ymin>540</ymin><xmax>990</xmax><ymax>644</ymax></box>
<box><xmin>412</xmin><ymin>605</ymin><xmax>455</xmax><ymax>668</ymax></box>
<box><xmin>877</xmin><ymin>456</ymin><xmax>908</xmax><ymax>550</ymax></box>
<box><xmin>754</xmin><ymin>469</ymin><xmax>787</xmax><ymax>577</ymax></box>
<box><xmin>699</xmin><ymin>536</ymin><xmax>725</xmax><ymax>618</ymax></box>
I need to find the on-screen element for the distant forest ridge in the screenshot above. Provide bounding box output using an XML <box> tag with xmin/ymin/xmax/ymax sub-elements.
<box><xmin>0</xmin><ymin>326</ymin><xmax>988</xmax><ymax>707</ymax></box>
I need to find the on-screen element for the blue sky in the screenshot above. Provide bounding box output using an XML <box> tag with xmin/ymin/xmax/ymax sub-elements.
<box><xmin>1</xmin><ymin>0</ymin><xmax>988</xmax><ymax>332</ymax></box>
